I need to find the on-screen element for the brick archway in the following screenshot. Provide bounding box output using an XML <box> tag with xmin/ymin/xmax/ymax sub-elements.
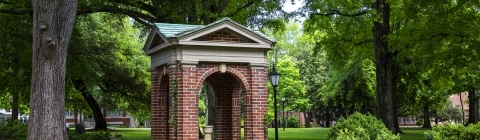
<box><xmin>195</xmin><ymin>67</ymin><xmax>250</xmax><ymax>92</ymax></box>
<box><xmin>150</xmin><ymin>62</ymin><xmax>268</xmax><ymax>140</ymax></box>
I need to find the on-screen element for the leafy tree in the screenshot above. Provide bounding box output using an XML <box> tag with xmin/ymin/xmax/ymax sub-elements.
<box><xmin>0</xmin><ymin>10</ymin><xmax>32</xmax><ymax>120</ymax></box>
<box><xmin>437</xmin><ymin>101</ymin><xmax>463</xmax><ymax>124</ymax></box>
<box><xmin>303</xmin><ymin>0</ymin><xmax>480</xmax><ymax>133</ymax></box>
<box><xmin>264</xmin><ymin>22</ymin><xmax>312</xmax><ymax>127</ymax></box>
<box><xmin>66</xmin><ymin>13</ymin><xmax>150</xmax><ymax>129</ymax></box>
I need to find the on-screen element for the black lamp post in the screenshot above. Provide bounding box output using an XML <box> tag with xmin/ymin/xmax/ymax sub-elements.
<box><xmin>282</xmin><ymin>96</ymin><xmax>285</xmax><ymax>131</ymax></box>
<box><xmin>269</xmin><ymin>67</ymin><xmax>280</xmax><ymax>140</ymax></box>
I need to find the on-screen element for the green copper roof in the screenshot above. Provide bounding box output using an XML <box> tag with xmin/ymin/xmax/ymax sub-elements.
<box><xmin>154</xmin><ymin>17</ymin><xmax>275</xmax><ymax>42</ymax></box>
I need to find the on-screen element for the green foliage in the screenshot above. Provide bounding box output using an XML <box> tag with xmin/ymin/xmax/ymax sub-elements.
<box><xmin>168</xmin><ymin>78</ymin><xmax>178</xmax><ymax>137</ymax></box>
<box><xmin>0</xmin><ymin>120</ymin><xmax>28</xmax><ymax>140</ymax></box>
<box><xmin>416</xmin><ymin>119</ymin><xmax>424</xmax><ymax>127</ymax></box>
<box><xmin>437</xmin><ymin>101</ymin><xmax>463</xmax><ymax>123</ymax></box>
<box><xmin>68</xmin><ymin>131</ymin><xmax>111</xmax><ymax>140</ymax></box>
<box><xmin>328</xmin><ymin>112</ymin><xmax>399</xmax><ymax>140</ymax></box>
<box><xmin>280</xmin><ymin>116</ymin><xmax>301</xmax><ymax>128</ymax></box>
<box><xmin>424</xmin><ymin>123</ymin><xmax>480</xmax><ymax>140</ymax></box>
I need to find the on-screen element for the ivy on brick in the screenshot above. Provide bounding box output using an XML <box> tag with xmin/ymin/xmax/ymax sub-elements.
<box><xmin>168</xmin><ymin>78</ymin><xmax>178</xmax><ymax>138</ymax></box>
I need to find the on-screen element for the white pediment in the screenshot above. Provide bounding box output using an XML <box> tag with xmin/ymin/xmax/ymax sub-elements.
<box><xmin>143</xmin><ymin>27</ymin><xmax>169</xmax><ymax>52</ymax></box>
<box><xmin>178</xmin><ymin>21</ymin><xmax>273</xmax><ymax>45</ymax></box>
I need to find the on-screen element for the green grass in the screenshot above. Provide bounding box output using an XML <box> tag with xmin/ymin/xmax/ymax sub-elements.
<box><xmin>96</xmin><ymin>127</ymin><xmax>430</xmax><ymax>140</ymax></box>
<box><xmin>110</xmin><ymin>128</ymin><xmax>151</xmax><ymax>140</ymax></box>
<box><xmin>400</xmin><ymin>127</ymin><xmax>431</xmax><ymax>140</ymax></box>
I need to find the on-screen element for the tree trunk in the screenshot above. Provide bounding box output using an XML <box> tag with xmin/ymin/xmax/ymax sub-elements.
<box><xmin>28</xmin><ymin>0</ymin><xmax>77</xmax><ymax>139</ymax></box>
<box><xmin>304</xmin><ymin>111</ymin><xmax>310</xmax><ymax>127</ymax></box>
<box><xmin>372</xmin><ymin>0</ymin><xmax>396</xmax><ymax>133</ymax></box>
<box><xmin>73</xmin><ymin>79</ymin><xmax>108</xmax><ymax>130</ymax></box>
<box><xmin>467</xmin><ymin>90</ymin><xmax>479</xmax><ymax>125</ymax></box>
<box><xmin>11</xmin><ymin>47</ymin><xmax>19</xmax><ymax>120</ymax></box>
<box><xmin>422</xmin><ymin>102</ymin><xmax>432</xmax><ymax>128</ymax></box>
<box><xmin>460</xmin><ymin>93</ymin><xmax>465</xmax><ymax>124</ymax></box>
<box><xmin>325</xmin><ymin>109</ymin><xmax>330</xmax><ymax>127</ymax></box>
<box><xmin>392</xmin><ymin>90</ymin><xmax>402</xmax><ymax>133</ymax></box>
<box><xmin>11</xmin><ymin>91</ymin><xmax>19</xmax><ymax>120</ymax></box>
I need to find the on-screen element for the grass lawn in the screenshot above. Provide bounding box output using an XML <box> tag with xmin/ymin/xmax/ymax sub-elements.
<box><xmin>101</xmin><ymin>127</ymin><xmax>430</xmax><ymax>140</ymax></box>
<box><xmin>400</xmin><ymin>127</ymin><xmax>431</xmax><ymax>140</ymax></box>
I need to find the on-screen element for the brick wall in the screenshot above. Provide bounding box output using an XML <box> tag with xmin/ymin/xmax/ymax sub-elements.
<box><xmin>150</xmin><ymin>62</ymin><xmax>267</xmax><ymax>140</ymax></box>
<box><xmin>194</xmin><ymin>30</ymin><xmax>247</xmax><ymax>43</ymax></box>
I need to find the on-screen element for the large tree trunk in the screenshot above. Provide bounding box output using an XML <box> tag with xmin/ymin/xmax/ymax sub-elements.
<box><xmin>422</xmin><ymin>101</ymin><xmax>432</xmax><ymax>128</ymax></box>
<box><xmin>372</xmin><ymin>0</ymin><xmax>397</xmax><ymax>133</ymax></box>
<box><xmin>467</xmin><ymin>90</ymin><xmax>479</xmax><ymax>125</ymax></box>
<box><xmin>73</xmin><ymin>79</ymin><xmax>108</xmax><ymax>130</ymax></box>
<box><xmin>28</xmin><ymin>0</ymin><xmax>77</xmax><ymax>139</ymax></box>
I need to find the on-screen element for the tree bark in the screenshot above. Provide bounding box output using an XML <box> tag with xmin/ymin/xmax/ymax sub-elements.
<box><xmin>28</xmin><ymin>0</ymin><xmax>77</xmax><ymax>139</ymax></box>
<box><xmin>422</xmin><ymin>101</ymin><xmax>432</xmax><ymax>128</ymax></box>
<box><xmin>392</xmin><ymin>90</ymin><xmax>402</xmax><ymax>133</ymax></box>
<box><xmin>372</xmin><ymin>0</ymin><xmax>397</xmax><ymax>133</ymax></box>
<box><xmin>11</xmin><ymin>90</ymin><xmax>19</xmax><ymax>120</ymax></box>
<box><xmin>460</xmin><ymin>93</ymin><xmax>465</xmax><ymax>124</ymax></box>
<box><xmin>467</xmin><ymin>90</ymin><xmax>479</xmax><ymax>125</ymax></box>
<box><xmin>72</xmin><ymin>79</ymin><xmax>108</xmax><ymax>130</ymax></box>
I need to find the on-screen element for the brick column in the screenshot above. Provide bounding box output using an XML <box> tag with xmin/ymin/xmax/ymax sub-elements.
<box><xmin>231</xmin><ymin>83</ymin><xmax>241</xmax><ymax>140</ymax></box>
<box><xmin>151</xmin><ymin>67</ymin><xmax>170</xmax><ymax>139</ymax></box>
<box><xmin>244</xmin><ymin>68</ymin><xmax>267</xmax><ymax>140</ymax></box>
<box><xmin>176</xmin><ymin>65</ymin><xmax>199</xmax><ymax>139</ymax></box>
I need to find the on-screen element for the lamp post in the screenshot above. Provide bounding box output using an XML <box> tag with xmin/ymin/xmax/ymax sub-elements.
<box><xmin>282</xmin><ymin>96</ymin><xmax>285</xmax><ymax>131</ymax></box>
<box><xmin>269</xmin><ymin>67</ymin><xmax>280</xmax><ymax>140</ymax></box>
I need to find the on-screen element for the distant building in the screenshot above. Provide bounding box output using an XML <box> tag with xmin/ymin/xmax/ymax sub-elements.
<box><xmin>0</xmin><ymin>109</ymin><xmax>11</xmax><ymax>121</ymax></box>
<box><xmin>449</xmin><ymin>92</ymin><xmax>469</xmax><ymax>117</ymax></box>
<box><xmin>65</xmin><ymin>109</ymin><xmax>136</xmax><ymax>128</ymax></box>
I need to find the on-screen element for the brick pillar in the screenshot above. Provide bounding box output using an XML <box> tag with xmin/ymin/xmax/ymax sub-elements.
<box><xmin>151</xmin><ymin>68</ymin><xmax>170</xmax><ymax>139</ymax></box>
<box><xmin>177</xmin><ymin>65</ymin><xmax>199</xmax><ymax>139</ymax></box>
<box><xmin>231</xmin><ymin>82</ymin><xmax>241</xmax><ymax>140</ymax></box>
<box><xmin>244</xmin><ymin>68</ymin><xmax>267</xmax><ymax>140</ymax></box>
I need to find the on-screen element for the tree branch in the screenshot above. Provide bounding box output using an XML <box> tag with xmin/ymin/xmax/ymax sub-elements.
<box><xmin>225</xmin><ymin>1</ymin><xmax>255</xmax><ymax>17</ymax></box>
<box><xmin>111</xmin><ymin>0</ymin><xmax>157</xmax><ymax>16</ymax></box>
<box><xmin>0</xmin><ymin>6</ymin><xmax>159</xmax><ymax>26</ymax></box>
<box><xmin>77</xmin><ymin>6</ymin><xmax>157</xmax><ymax>26</ymax></box>
<box><xmin>311</xmin><ymin>9</ymin><xmax>369</xmax><ymax>17</ymax></box>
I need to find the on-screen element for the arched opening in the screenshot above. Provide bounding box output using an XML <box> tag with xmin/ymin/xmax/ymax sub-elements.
<box><xmin>198</xmin><ymin>71</ymin><xmax>246</xmax><ymax>140</ymax></box>
<box><xmin>150</xmin><ymin>73</ymin><xmax>171</xmax><ymax>139</ymax></box>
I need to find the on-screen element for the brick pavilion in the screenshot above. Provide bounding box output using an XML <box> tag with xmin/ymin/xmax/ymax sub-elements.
<box><xmin>143</xmin><ymin>18</ymin><xmax>276</xmax><ymax>140</ymax></box>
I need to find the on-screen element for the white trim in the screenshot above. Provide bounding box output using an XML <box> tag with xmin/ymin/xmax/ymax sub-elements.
<box><xmin>144</xmin><ymin>28</ymin><xmax>169</xmax><ymax>52</ymax></box>
<box><xmin>178</xmin><ymin>41</ymin><xmax>271</xmax><ymax>49</ymax></box>
<box><xmin>145</xmin><ymin>42</ymin><xmax>172</xmax><ymax>55</ymax></box>
<box><xmin>179</xmin><ymin>22</ymin><xmax>272</xmax><ymax>45</ymax></box>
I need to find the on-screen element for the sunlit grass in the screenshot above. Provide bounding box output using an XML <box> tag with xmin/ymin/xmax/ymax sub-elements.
<box><xmin>98</xmin><ymin>127</ymin><xmax>430</xmax><ymax>140</ymax></box>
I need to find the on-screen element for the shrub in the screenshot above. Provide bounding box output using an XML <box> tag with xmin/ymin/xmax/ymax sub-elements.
<box><xmin>0</xmin><ymin>120</ymin><xmax>28</xmax><ymax>140</ymax></box>
<box><xmin>424</xmin><ymin>123</ymin><xmax>480</xmax><ymax>140</ymax></box>
<box><xmin>327</xmin><ymin>112</ymin><xmax>400</xmax><ymax>140</ymax></box>
<box><xmin>416</xmin><ymin>118</ymin><xmax>424</xmax><ymax>127</ymax></box>
<box><xmin>280</xmin><ymin>116</ymin><xmax>300</xmax><ymax>128</ymax></box>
